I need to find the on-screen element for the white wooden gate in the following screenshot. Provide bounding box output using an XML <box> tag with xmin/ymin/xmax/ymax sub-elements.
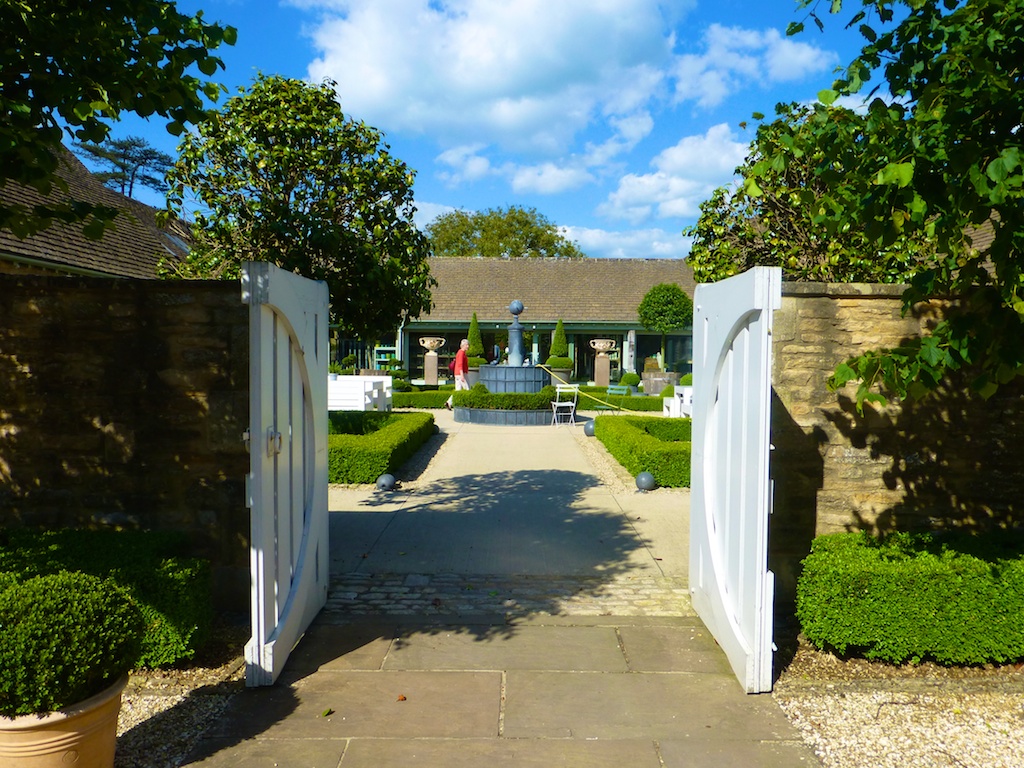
<box><xmin>241</xmin><ymin>262</ymin><xmax>329</xmax><ymax>686</ymax></box>
<box><xmin>689</xmin><ymin>267</ymin><xmax>781</xmax><ymax>693</ymax></box>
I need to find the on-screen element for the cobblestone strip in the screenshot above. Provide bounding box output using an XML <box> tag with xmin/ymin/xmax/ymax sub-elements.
<box><xmin>323</xmin><ymin>572</ymin><xmax>695</xmax><ymax>620</ymax></box>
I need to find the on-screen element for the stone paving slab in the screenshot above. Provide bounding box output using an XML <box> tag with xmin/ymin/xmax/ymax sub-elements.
<box><xmin>336</xmin><ymin>738</ymin><xmax>665</xmax><ymax>768</ymax></box>
<box><xmin>502</xmin><ymin>670</ymin><xmax>799</xmax><ymax>741</ymax></box>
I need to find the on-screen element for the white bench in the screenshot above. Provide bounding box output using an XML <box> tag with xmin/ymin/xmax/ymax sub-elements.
<box><xmin>327</xmin><ymin>375</ymin><xmax>393</xmax><ymax>411</ymax></box>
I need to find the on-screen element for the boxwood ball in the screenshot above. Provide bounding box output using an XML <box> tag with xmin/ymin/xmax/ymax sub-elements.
<box><xmin>376</xmin><ymin>473</ymin><xmax>396</xmax><ymax>491</ymax></box>
<box><xmin>636</xmin><ymin>471</ymin><xmax>657</xmax><ymax>491</ymax></box>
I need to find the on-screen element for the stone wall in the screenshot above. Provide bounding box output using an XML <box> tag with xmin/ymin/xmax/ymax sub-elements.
<box><xmin>0</xmin><ymin>275</ymin><xmax>249</xmax><ymax>608</ymax></box>
<box><xmin>769</xmin><ymin>283</ymin><xmax>1024</xmax><ymax>609</ymax></box>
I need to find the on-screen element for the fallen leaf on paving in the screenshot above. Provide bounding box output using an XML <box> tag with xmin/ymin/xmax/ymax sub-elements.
<box><xmin>397</xmin><ymin>695</ymin><xmax>407</xmax><ymax>702</ymax></box>
<box><xmin>321</xmin><ymin>708</ymin><xmax>334</xmax><ymax>717</ymax></box>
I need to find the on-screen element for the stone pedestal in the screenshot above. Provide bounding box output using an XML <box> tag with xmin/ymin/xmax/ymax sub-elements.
<box><xmin>594</xmin><ymin>355</ymin><xmax>611</xmax><ymax>387</ymax></box>
<box><xmin>419</xmin><ymin>337</ymin><xmax>446</xmax><ymax>387</ymax></box>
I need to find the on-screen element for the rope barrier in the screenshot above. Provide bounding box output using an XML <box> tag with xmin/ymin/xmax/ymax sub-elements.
<box><xmin>535</xmin><ymin>364</ymin><xmax>643</xmax><ymax>415</ymax></box>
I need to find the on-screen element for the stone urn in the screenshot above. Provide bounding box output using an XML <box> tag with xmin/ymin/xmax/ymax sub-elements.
<box><xmin>419</xmin><ymin>337</ymin><xmax>446</xmax><ymax>385</ymax></box>
<box><xmin>589</xmin><ymin>338</ymin><xmax>616</xmax><ymax>356</ymax></box>
<box><xmin>590</xmin><ymin>339</ymin><xmax>616</xmax><ymax>387</ymax></box>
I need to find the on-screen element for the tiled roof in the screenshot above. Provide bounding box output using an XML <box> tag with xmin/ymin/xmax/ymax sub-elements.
<box><xmin>418</xmin><ymin>257</ymin><xmax>695</xmax><ymax>325</ymax></box>
<box><xmin>0</xmin><ymin>148</ymin><xmax>189</xmax><ymax>278</ymax></box>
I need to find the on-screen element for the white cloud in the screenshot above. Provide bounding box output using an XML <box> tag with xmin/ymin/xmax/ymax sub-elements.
<box><xmin>672</xmin><ymin>24</ymin><xmax>838</xmax><ymax>109</ymax></box>
<box><xmin>598</xmin><ymin>123</ymin><xmax>747</xmax><ymax>224</ymax></box>
<box><xmin>302</xmin><ymin>0</ymin><xmax>688</xmax><ymax>154</ymax></box>
<box><xmin>510</xmin><ymin>163</ymin><xmax>594</xmax><ymax>195</ymax></box>
<box><xmin>565</xmin><ymin>225</ymin><xmax>690</xmax><ymax>260</ymax></box>
<box><xmin>435</xmin><ymin>144</ymin><xmax>492</xmax><ymax>185</ymax></box>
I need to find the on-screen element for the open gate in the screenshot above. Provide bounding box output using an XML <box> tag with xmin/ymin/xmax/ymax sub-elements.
<box><xmin>241</xmin><ymin>262</ymin><xmax>329</xmax><ymax>686</ymax></box>
<box><xmin>689</xmin><ymin>267</ymin><xmax>781</xmax><ymax>693</ymax></box>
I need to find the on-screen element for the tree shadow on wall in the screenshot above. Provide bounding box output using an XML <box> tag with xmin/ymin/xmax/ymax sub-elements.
<box><xmin>824</xmin><ymin>370</ymin><xmax>1024</xmax><ymax>535</ymax></box>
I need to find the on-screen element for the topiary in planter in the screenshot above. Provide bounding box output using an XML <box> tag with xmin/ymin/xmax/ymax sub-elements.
<box><xmin>0</xmin><ymin>572</ymin><xmax>145</xmax><ymax>717</ymax></box>
<box><xmin>619</xmin><ymin>372</ymin><xmax>641</xmax><ymax>388</ymax></box>
<box><xmin>545</xmin><ymin>319</ymin><xmax>571</xmax><ymax>369</ymax></box>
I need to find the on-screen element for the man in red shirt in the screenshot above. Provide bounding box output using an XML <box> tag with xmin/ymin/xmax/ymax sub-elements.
<box><xmin>446</xmin><ymin>338</ymin><xmax>470</xmax><ymax>410</ymax></box>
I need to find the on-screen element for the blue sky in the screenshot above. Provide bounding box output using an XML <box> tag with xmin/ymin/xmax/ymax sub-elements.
<box><xmin>108</xmin><ymin>0</ymin><xmax>871</xmax><ymax>259</ymax></box>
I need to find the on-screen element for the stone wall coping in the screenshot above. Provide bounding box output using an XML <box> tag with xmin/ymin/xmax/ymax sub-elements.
<box><xmin>781</xmin><ymin>282</ymin><xmax>909</xmax><ymax>298</ymax></box>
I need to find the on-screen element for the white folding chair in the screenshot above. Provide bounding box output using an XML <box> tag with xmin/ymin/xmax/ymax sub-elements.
<box><xmin>551</xmin><ymin>384</ymin><xmax>579</xmax><ymax>426</ymax></box>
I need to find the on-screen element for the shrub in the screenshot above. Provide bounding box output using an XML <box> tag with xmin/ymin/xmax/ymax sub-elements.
<box><xmin>327</xmin><ymin>411</ymin><xmax>434</xmax><ymax>483</ymax></box>
<box><xmin>797</xmin><ymin>531</ymin><xmax>1024</xmax><ymax>665</ymax></box>
<box><xmin>594</xmin><ymin>415</ymin><xmax>692</xmax><ymax>487</ymax></box>
<box><xmin>660</xmin><ymin>384</ymin><xmax>675</xmax><ymax>398</ymax></box>
<box><xmin>620</xmin><ymin>372</ymin><xmax>641</xmax><ymax>388</ymax></box>
<box><xmin>679</xmin><ymin>373</ymin><xmax>693</xmax><ymax>385</ymax></box>
<box><xmin>454</xmin><ymin>384</ymin><xmax>556</xmax><ymax>411</ymax></box>
<box><xmin>0</xmin><ymin>572</ymin><xmax>145</xmax><ymax>716</ymax></box>
<box><xmin>545</xmin><ymin>319</ymin><xmax>571</xmax><ymax>369</ymax></box>
<box><xmin>394</xmin><ymin>390</ymin><xmax>451</xmax><ymax>409</ymax></box>
<box><xmin>0</xmin><ymin>529</ymin><xmax>212</xmax><ymax>669</ymax></box>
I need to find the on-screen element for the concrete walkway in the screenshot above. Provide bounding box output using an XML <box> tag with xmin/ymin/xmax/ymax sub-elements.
<box><xmin>185</xmin><ymin>410</ymin><xmax>819</xmax><ymax>767</ymax></box>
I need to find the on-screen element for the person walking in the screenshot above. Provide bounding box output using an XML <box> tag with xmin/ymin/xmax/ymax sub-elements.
<box><xmin>446</xmin><ymin>338</ymin><xmax>470</xmax><ymax>410</ymax></box>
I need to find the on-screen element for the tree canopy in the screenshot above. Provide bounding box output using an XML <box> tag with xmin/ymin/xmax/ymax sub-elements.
<box><xmin>637</xmin><ymin>283</ymin><xmax>694</xmax><ymax>364</ymax></box>
<box><xmin>748</xmin><ymin>0</ymin><xmax>1024</xmax><ymax>408</ymax></box>
<box><xmin>1</xmin><ymin>0</ymin><xmax>235</xmax><ymax>238</ymax></box>
<box><xmin>685</xmin><ymin>103</ymin><xmax>935</xmax><ymax>284</ymax></box>
<box><xmin>426</xmin><ymin>205</ymin><xmax>586</xmax><ymax>259</ymax></box>
<box><xmin>164</xmin><ymin>74</ymin><xmax>435</xmax><ymax>341</ymax></box>
<box><xmin>75</xmin><ymin>136</ymin><xmax>174</xmax><ymax>198</ymax></box>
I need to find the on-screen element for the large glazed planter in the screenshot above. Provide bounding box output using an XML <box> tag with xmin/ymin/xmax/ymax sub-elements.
<box><xmin>0</xmin><ymin>674</ymin><xmax>128</xmax><ymax>768</ymax></box>
<box><xmin>547</xmin><ymin>368</ymin><xmax>571</xmax><ymax>387</ymax></box>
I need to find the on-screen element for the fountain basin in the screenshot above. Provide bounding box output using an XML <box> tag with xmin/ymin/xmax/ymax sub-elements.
<box><xmin>478</xmin><ymin>365</ymin><xmax>549</xmax><ymax>394</ymax></box>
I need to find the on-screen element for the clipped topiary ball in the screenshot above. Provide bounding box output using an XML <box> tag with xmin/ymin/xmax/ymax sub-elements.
<box><xmin>636</xmin><ymin>471</ymin><xmax>657</xmax><ymax>492</ymax></box>
<box><xmin>583</xmin><ymin>421</ymin><xmax>595</xmax><ymax>437</ymax></box>
<box><xmin>376</xmin><ymin>473</ymin><xmax>396</xmax><ymax>491</ymax></box>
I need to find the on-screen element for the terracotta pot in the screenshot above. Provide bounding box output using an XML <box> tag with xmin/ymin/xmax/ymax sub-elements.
<box><xmin>0</xmin><ymin>675</ymin><xmax>127</xmax><ymax>768</ymax></box>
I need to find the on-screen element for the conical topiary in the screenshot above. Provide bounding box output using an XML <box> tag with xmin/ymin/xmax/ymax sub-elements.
<box><xmin>545</xmin><ymin>319</ymin><xmax>572</xmax><ymax>369</ymax></box>
<box><xmin>466</xmin><ymin>313</ymin><xmax>487</xmax><ymax>367</ymax></box>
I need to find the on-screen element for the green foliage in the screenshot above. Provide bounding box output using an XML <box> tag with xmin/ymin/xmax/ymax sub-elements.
<box><xmin>394</xmin><ymin>390</ymin><xmax>452</xmax><ymax>409</ymax></box>
<box><xmin>619</xmin><ymin>372</ymin><xmax>641</xmax><ymax>388</ymax></box>
<box><xmin>0</xmin><ymin>572</ymin><xmax>145</xmax><ymax>716</ymax></box>
<box><xmin>1</xmin><ymin>0</ymin><xmax>235</xmax><ymax>238</ymax></box>
<box><xmin>454</xmin><ymin>384</ymin><xmax>556</xmax><ymax>411</ymax></box>
<box><xmin>797</xmin><ymin>531</ymin><xmax>1024</xmax><ymax>665</ymax></box>
<box><xmin>0</xmin><ymin>529</ymin><xmax>212</xmax><ymax>668</ymax></box>
<box><xmin>637</xmin><ymin>283</ymin><xmax>694</xmax><ymax>363</ymax></box>
<box><xmin>679</xmin><ymin>373</ymin><xmax>693</xmax><ymax>386</ymax></box>
<box><xmin>425</xmin><ymin>205</ymin><xmax>586</xmax><ymax>259</ymax></box>
<box><xmin>545</xmin><ymin>319</ymin><xmax>570</xmax><ymax>368</ymax></box>
<box><xmin>685</xmin><ymin>104</ymin><xmax>934</xmax><ymax>285</ymax></box>
<box><xmin>594</xmin><ymin>416</ymin><xmax>692</xmax><ymax>487</ymax></box>
<box><xmin>327</xmin><ymin>412</ymin><xmax>434</xmax><ymax>483</ymax></box>
<box><xmin>466</xmin><ymin>313</ymin><xmax>485</xmax><ymax>361</ymax></box>
<box><xmin>74</xmin><ymin>136</ymin><xmax>174</xmax><ymax>198</ymax></box>
<box><xmin>660</xmin><ymin>384</ymin><xmax>674</xmax><ymax>398</ymax></box>
<box><xmin>779</xmin><ymin>0</ymin><xmax>1024</xmax><ymax>405</ymax></box>
<box><xmin>164</xmin><ymin>74</ymin><xmax>435</xmax><ymax>340</ymax></box>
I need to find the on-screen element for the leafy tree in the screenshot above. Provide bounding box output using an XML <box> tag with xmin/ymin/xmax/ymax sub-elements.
<box><xmin>1</xmin><ymin>0</ymin><xmax>235</xmax><ymax>238</ymax></box>
<box><xmin>426</xmin><ymin>205</ymin><xmax>586</xmax><ymax>259</ymax></box>
<box><xmin>685</xmin><ymin>103</ymin><xmax>935</xmax><ymax>284</ymax></box>
<box><xmin>637</xmin><ymin>283</ymin><xmax>694</xmax><ymax>366</ymax></box>
<box><xmin>767</xmin><ymin>0</ymin><xmax>1024</xmax><ymax>408</ymax></box>
<box><xmin>75</xmin><ymin>136</ymin><xmax>174</xmax><ymax>198</ymax></box>
<box><xmin>164</xmin><ymin>74</ymin><xmax>435</xmax><ymax>340</ymax></box>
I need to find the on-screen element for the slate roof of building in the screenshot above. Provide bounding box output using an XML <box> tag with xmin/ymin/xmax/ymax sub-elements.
<box><xmin>0</xmin><ymin>148</ymin><xmax>189</xmax><ymax>278</ymax></box>
<box><xmin>418</xmin><ymin>257</ymin><xmax>696</xmax><ymax>326</ymax></box>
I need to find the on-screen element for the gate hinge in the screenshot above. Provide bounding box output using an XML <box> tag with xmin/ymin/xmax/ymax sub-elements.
<box><xmin>242</xmin><ymin>429</ymin><xmax>251</xmax><ymax>453</ymax></box>
<box><xmin>267</xmin><ymin>428</ymin><xmax>283</xmax><ymax>457</ymax></box>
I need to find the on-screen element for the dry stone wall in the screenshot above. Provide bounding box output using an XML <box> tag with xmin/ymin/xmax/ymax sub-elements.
<box><xmin>0</xmin><ymin>275</ymin><xmax>249</xmax><ymax>607</ymax></box>
<box><xmin>769</xmin><ymin>283</ymin><xmax>1024</xmax><ymax>609</ymax></box>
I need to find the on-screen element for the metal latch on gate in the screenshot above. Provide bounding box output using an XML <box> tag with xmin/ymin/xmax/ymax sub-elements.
<box><xmin>266</xmin><ymin>427</ymin><xmax>283</xmax><ymax>457</ymax></box>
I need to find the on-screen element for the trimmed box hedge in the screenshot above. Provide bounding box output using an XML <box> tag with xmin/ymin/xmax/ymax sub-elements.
<box><xmin>594</xmin><ymin>415</ymin><xmax>692</xmax><ymax>487</ymax></box>
<box><xmin>797</xmin><ymin>531</ymin><xmax>1024</xmax><ymax>665</ymax></box>
<box><xmin>0</xmin><ymin>529</ymin><xmax>212</xmax><ymax>668</ymax></box>
<box><xmin>394</xmin><ymin>390</ymin><xmax>451</xmax><ymax>408</ymax></box>
<box><xmin>327</xmin><ymin>411</ymin><xmax>435</xmax><ymax>483</ymax></box>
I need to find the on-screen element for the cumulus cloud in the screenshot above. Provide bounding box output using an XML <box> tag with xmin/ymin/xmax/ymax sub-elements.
<box><xmin>673</xmin><ymin>24</ymin><xmax>837</xmax><ymax>108</ymax></box>
<box><xmin>565</xmin><ymin>225</ymin><xmax>690</xmax><ymax>260</ymax></box>
<box><xmin>598</xmin><ymin>123</ymin><xmax>748</xmax><ymax>224</ymax></box>
<box><xmin>303</xmin><ymin>0</ymin><xmax>685</xmax><ymax>154</ymax></box>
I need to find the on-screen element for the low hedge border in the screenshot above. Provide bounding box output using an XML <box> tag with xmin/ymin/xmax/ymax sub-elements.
<box><xmin>797</xmin><ymin>531</ymin><xmax>1024</xmax><ymax>665</ymax></box>
<box><xmin>394</xmin><ymin>391</ymin><xmax>450</xmax><ymax>409</ymax></box>
<box><xmin>578</xmin><ymin>392</ymin><xmax>663</xmax><ymax>412</ymax></box>
<box><xmin>593</xmin><ymin>415</ymin><xmax>692</xmax><ymax>487</ymax></box>
<box><xmin>327</xmin><ymin>411</ymin><xmax>435</xmax><ymax>483</ymax></box>
<box><xmin>0</xmin><ymin>529</ymin><xmax>212</xmax><ymax>669</ymax></box>
<box><xmin>454</xmin><ymin>384</ymin><xmax>556</xmax><ymax>410</ymax></box>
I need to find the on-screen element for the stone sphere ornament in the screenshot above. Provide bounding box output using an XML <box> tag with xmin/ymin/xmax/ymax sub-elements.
<box><xmin>509</xmin><ymin>299</ymin><xmax>524</xmax><ymax>316</ymax></box>
<box><xmin>584</xmin><ymin>421</ymin><xmax>596</xmax><ymax>437</ymax></box>
<box><xmin>376</xmin><ymin>473</ymin><xmax>397</xmax><ymax>491</ymax></box>
<box><xmin>635</xmin><ymin>471</ymin><xmax>657</xmax><ymax>492</ymax></box>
